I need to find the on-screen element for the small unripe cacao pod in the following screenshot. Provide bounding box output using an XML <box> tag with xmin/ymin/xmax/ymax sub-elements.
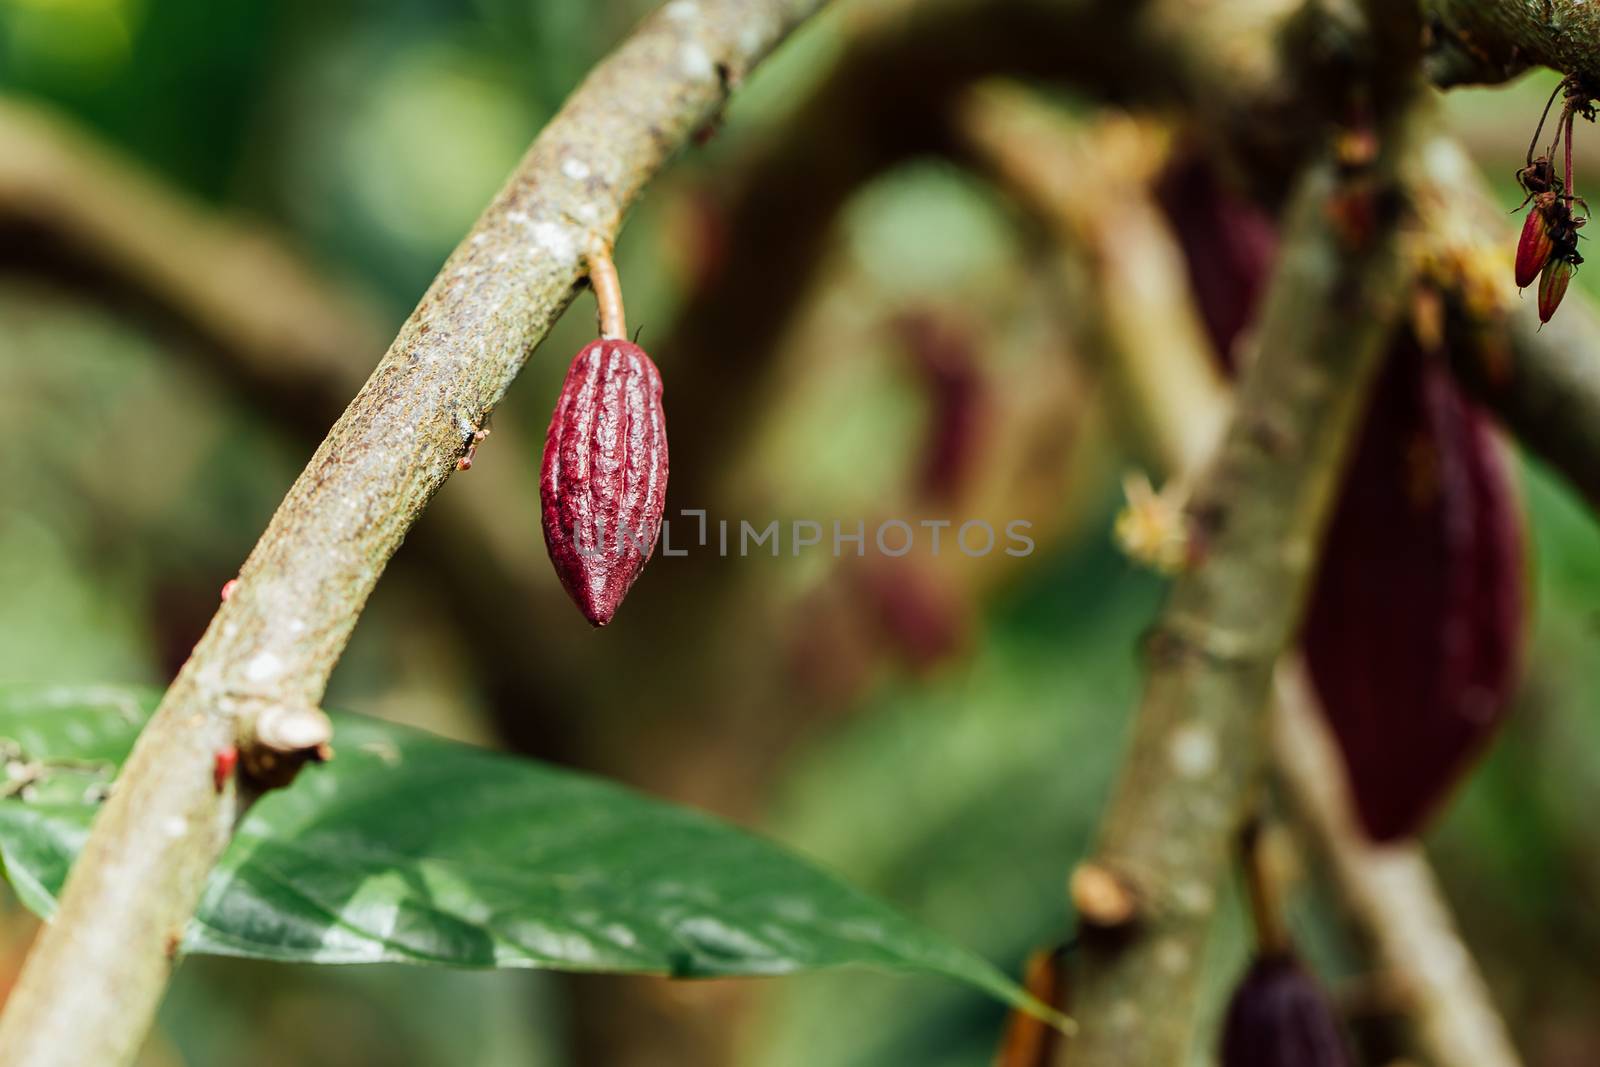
<box><xmin>1515</xmin><ymin>205</ymin><xmax>1554</xmax><ymax>290</ymax></box>
<box><xmin>1538</xmin><ymin>255</ymin><xmax>1575</xmax><ymax>323</ymax></box>
<box><xmin>1221</xmin><ymin>954</ymin><xmax>1353</xmax><ymax>1067</ymax></box>
<box><xmin>540</xmin><ymin>339</ymin><xmax>669</xmax><ymax>626</ymax></box>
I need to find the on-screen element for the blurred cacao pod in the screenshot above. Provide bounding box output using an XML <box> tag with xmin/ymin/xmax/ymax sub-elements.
<box><xmin>892</xmin><ymin>311</ymin><xmax>989</xmax><ymax>504</ymax></box>
<box><xmin>540</xmin><ymin>339</ymin><xmax>669</xmax><ymax>627</ymax></box>
<box><xmin>1154</xmin><ymin>150</ymin><xmax>1279</xmax><ymax>372</ymax></box>
<box><xmin>854</xmin><ymin>557</ymin><xmax>971</xmax><ymax>670</ymax></box>
<box><xmin>1538</xmin><ymin>254</ymin><xmax>1576</xmax><ymax>324</ymax></box>
<box><xmin>1158</xmin><ymin>150</ymin><xmax>1525</xmax><ymax>841</ymax></box>
<box><xmin>1302</xmin><ymin>338</ymin><xmax>1523</xmax><ymax>840</ymax></box>
<box><xmin>1221</xmin><ymin>954</ymin><xmax>1353</xmax><ymax>1067</ymax></box>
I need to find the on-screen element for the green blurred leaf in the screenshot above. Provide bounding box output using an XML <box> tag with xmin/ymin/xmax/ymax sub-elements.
<box><xmin>0</xmin><ymin>685</ymin><xmax>1055</xmax><ymax>1023</ymax></box>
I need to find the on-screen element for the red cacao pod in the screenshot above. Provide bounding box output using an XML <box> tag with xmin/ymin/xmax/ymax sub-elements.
<box><xmin>1303</xmin><ymin>339</ymin><xmax>1523</xmax><ymax>840</ymax></box>
<box><xmin>1221</xmin><ymin>954</ymin><xmax>1353</xmax><ymax>1067</ymax></box>
<box><xmin>540</xmin><ymin>339</ymin><xmax>669</xmax><ymax>626</ymax></box>
<box><xmin>1159</xmin><ymin>152</ymin><xmax>1526</xmax><ymax>841</ymax></box>
<box><xmin>1515</xmin><ymin>205</ymin><xmax>1555</xmax><ymax>289</ymax></box>
<box><xmin>1538</xmin><ymin>255</ymin><xmax>1575</xmax><ymax>323</ymax></box>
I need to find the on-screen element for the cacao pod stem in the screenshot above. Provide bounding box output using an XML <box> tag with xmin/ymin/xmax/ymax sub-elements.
<box><xmin>588</xmin><ymin>245</ymin><xmax>628</xmax><ymax>340</ymax></box>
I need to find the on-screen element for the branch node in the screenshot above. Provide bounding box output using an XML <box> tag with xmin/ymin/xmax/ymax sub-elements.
<box><xmin>240</xmin><ymin>702</ymin><xmax>333</xmax><ymax>788</ymax></box>
<box><xmin>1070</xmin><ymin>862</ymin><xmax>1140</xmax><ymax>930</ymax></box>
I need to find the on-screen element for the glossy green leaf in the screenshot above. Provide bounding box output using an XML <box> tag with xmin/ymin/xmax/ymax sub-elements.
<box><xmin>0</xmin><ymin>685</ymin><xmax>1057</xmax><ymax>1023</ymax></box>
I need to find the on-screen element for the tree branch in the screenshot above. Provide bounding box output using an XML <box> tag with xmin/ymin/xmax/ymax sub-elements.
<box><xmin>1424</xmin><ymin>0</ymin><xmax>1600</xmax><ymax>86</ymax></box>
<box><xmin>1059</xmin><ymin>120</ymin><xmax>1417</xmax><ymax>1063</ymax></box>
<box><xmin>0</xmin><ymin>2</ymin><xmax>830</xmax><ymax>1064</ymax></box>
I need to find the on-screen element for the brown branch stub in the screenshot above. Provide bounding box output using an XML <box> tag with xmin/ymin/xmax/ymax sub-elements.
<box><xmin>0</xmin><ymin>3</ymin><xmax>830</xmax><ymax>1065</ymax></box>
<box><xmin>1239</xmin><ymin>813</ymin><xmax>1292</xmax><ymax>958</ymax></box>
<box><xmin>238</xmin><ymin>702</ymin><xmax>334</xmax><ymax>788</ymax></box>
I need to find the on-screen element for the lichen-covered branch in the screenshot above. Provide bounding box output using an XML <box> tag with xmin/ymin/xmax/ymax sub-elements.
<box><xmin>0</xmin><ymin>2</ymin><xmax>829</xmax><ymax>1064</ymax></box>
<box><xmin>1058</xmin><ymin>126</ymin><xmax>1416</xmax><ymax>1063</ymax></box>
<box><xmin>1424</xmin><ymin>0</ymin><xmax>1600</xmax><ymax>86</ymax></box>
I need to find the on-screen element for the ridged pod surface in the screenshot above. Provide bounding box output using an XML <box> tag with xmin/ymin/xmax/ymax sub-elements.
<box><xmin>1221</xmin><ymin>955</ymin><xmax>1353</xmax><ymax>1067</ymax></box>
<box><xmin>540</xmin><ymin>339</ymin><xmax>669</xmax><ymax>626</ymax></box>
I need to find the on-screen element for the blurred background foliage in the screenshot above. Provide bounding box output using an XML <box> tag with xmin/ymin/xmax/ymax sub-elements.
<box><xmin>1</xmin><ymin>0</ymin><xmax>1598</xmax><ymax>1064</ymax></box>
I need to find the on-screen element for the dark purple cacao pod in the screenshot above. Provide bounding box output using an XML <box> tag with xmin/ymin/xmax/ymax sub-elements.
<box><xmin>540</xmin><ymin>339</ymin><xmax>669</xmax><ymax>627</ymax></box>
<box><xmin>1303</xmin><ymin>339</ymin><xmax>1523</xmax><ymax>840</ymax></box>
<box><xmin>1158</xmin><ymin>152</ymin><xmax>1526</xmax><ymax>842</ymax></box>
<box><xmin>1221</xmin><ymin>954</ymin><xmax>1353</xmax><ymax>1067</ymax></box>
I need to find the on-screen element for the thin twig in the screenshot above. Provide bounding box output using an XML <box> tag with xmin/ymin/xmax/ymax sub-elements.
<box><xmin>0</xmin><ymin>3</ymin><xmax>831</xmax><ymax>1064</ymax></box>
<box><xmin>1565</xmin><ymin>103</ymin><xmax>1577</xmax><ymax>195</ymax></box>
<box><xmin>1527</xmin><ymin>77</ymin><xmax>1567</xmax><ymax>167</ymax></box>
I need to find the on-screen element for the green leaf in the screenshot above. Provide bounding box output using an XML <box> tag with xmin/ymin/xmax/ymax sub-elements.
<box><xmin>0</xmin><ymin>685</ymin><xmax>1060</xmax><ymax>1025</ymax></box>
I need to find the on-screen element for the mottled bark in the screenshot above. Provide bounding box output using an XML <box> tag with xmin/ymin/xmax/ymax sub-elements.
<box><xmin>1425</xmin><ymin>0</ymin><xmax>1600</xmax><ymax>85</ymax></box>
